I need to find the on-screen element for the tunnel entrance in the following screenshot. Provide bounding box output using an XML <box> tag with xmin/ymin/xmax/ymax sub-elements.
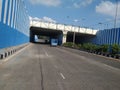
<box><xmin>66</xmin><ymin>32</ymin><xmax>96</xmax><ymax>44</ymax></box>
<box><xmin>30</xmin><ymin>27</ymin><xmax>63</xmax><ymax>45</ymax></box>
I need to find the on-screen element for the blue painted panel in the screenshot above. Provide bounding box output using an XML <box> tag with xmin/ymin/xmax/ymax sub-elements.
<box><xmin>5</xmin><ymin>0</ymin><xmax>10</xmax><ymax>25</ymax></box>
<box><xmin>1</xmin><ymin>0</ymin><xmax>6</xmax><ymax>23</ymax></box>
<box><xmin>9</xmin><ymin>0</ymin><xmax>13</xmax><ymax>26</ymax></box>
<box><xmin>94</xmin><ymin>28</ymin><xmax>120</xmax><ymax>45</ymax></box>
<box><xmin>119</xmin><ymin>28</ymin><xmax>120</xmax><ymax>45</ymax></box>
<box><xmin>0</xmin><ymin>22</ymin><xmax>29</xmax><ymax>49</ymax></box>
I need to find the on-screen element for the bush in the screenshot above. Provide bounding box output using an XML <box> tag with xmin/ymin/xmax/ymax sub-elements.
<box><xmin>63</xmin><ymin>42</ymin><xmax>82</xmax><ymax>49</ymax></box>
<box><xmin>91</xmin><ymin>44</ymin><xmax>99</xmax><ymax>52</ymax></box>
<box><xmin>62</xmin><ymin>42</ymin><xmax>74</xmax><ymax>47</ymax></box>
<box><xmin>82</xmin><ymin>43</ymin><xmax>94</xmax><ymax>51</ymax></box>
<box><xmin>111</xmin><ymin>44</ymin><xmax>120</xmax><ymax>55</ymax></box>
<box><xmin>63</xmin><ymin>42</ymin><xmax>120</xmax><ymax>57</ymax></box>
<box><xmin>101</xmin><ymin>44</ymin><xmax>109</xmax><ymax>53</ymax></box>
<box><xmin>94</xmin><ymin>45</ymin><xmax>102</xmax><ymax>52</ymax></box>
<box><xmin>76</xmin><ymin>44</ymin><xmax>81</xmax><ymax>49</ymax></box>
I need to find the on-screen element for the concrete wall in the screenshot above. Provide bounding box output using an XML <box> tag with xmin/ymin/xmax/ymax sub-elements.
<box><xmin>0</xmin><ymin>0</ymin><xmax>29</xmax><ymax>49</ymax></box>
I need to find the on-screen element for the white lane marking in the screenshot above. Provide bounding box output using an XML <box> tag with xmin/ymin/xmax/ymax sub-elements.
<box><xmin>45</xmin><ymin>52</ymin><xmax>49</xmax><ymax>57</ymax></box>
<box><xmin>43</xmin><ymin>48</ymin><xmax>49</xmax><ymax>57</ymax></box>
<box><xmin>60</xmin><ymin>73</ymin><xmax>65</xmax><ymax>80</ymax></box>
<box><xmin>54</xmin><ymin>65</ymin><xmax>58</xmax><ymax>69</ymax></box>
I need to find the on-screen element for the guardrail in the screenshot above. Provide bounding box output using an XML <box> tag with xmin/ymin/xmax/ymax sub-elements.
<box><xmin>0</xmin><ymin>43</ymin><xmax>29</xmax><ymax>60</ymax></box>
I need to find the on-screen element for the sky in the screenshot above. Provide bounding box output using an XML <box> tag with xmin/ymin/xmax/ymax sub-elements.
<box><xmin>24</xmin><ymin>0</ymin><xmax>120</xmax><ymax>30</ymax></box>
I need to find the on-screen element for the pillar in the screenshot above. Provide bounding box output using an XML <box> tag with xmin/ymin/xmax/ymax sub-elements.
<box><xmin>62</xmin><ymin>31</ymin><xmax>67</xmax><ymax>44</ymax></box>
<box><xmin>30</xmin><ymin>30</ymin><xmax>35</xmax><ymax>42</ymax></box>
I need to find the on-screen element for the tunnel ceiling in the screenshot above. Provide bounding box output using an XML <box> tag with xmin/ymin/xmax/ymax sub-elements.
<box><xmin>30</xmin><ymin>27</ymin><xmax>62</xmax><ymax>36</ymax></box>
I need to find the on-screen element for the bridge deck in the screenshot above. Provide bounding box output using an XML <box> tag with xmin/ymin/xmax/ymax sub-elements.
<box><xmin>30</xmin><ymin>20</ymin><xmax>98</xmax><ymax>35</ymax></box>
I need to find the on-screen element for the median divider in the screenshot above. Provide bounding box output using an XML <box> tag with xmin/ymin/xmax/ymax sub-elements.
<box><xmin>0</xmin><ymin>43</ymin><xmax>29</xmax><ymax>60</ymax></box>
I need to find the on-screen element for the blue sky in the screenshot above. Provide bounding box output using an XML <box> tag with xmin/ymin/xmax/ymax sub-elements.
<box><xmin>24</xmin><ymin>0</ymin><xmax>120</xmax><ymax>29</ymax></box>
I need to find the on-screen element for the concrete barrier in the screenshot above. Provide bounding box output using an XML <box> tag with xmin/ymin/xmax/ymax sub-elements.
<box><xmin>0</xmin><ymin>43</ymin><xmax>29</xmax><ymax>60</ymax></box>
<box><xmin>0</xmin><ymin>54</ymin><xmax>4</xmax><ymax>59</ymax></box>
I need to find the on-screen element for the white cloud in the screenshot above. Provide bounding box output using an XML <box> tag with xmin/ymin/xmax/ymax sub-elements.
<box><xmin>81</xmin><ymin>0</ymin><xmax>93</xmax><ymax>6</ymax></box>
<box><xmin>29</xmin><ymin>0</ymin><xmax>61</xmax><ymax>7</ymax></box>
<box><xmin>73</xmin><ymin>0</ymin><xmax>93</xmax><ymax>8</ymax></box>
<box><xmin>74</xmin><ymin>19</ymin><xmax>79</xmax><ymax>22</ymax></box>
<box><xmin>30</xmin><ymin>16</ymin><xmax>57</xmax><ymax>23</ymax></box>
<box><xmin>73</xmin><ymin>3</ymin><xmax>80</xmax><ymax>8</ymax></box>
<box><xmin>96</xmin><ymin>1</ymin><xmax>120</xmax><ymax>18</ymax></box>
<box><xmin>29</xmin><ymin>16</ymin><xmax>32</xmax><ymax>20</ymax></box>
<box><xmin>42</xmin><ymin>16</ymin><xmax>56</xmax><ymax>23</ymax></box>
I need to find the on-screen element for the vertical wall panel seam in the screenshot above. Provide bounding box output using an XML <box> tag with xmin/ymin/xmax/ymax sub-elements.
<box><xmin>5</xmin><ymin>0</ymin><xmax>10</xmax><ymax>25</ymax></box>
<box><xmin>1</xmin><ymin>0</ymin><xmax>6</xmax><ymax>23</ymax></box>
<box><xmin>3</xmin><ymin>0</ymin><xmax>8</xmax><ymax>24</ymax></box>
<box><xmin>9</xmin><ymin>0</ymin><xmax>13</xmax><ymax>27</ymax></box>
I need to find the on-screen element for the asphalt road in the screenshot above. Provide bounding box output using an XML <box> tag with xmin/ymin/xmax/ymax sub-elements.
<box><xmin>0</xmin><ymin>43</ymin><xmax>120</xmax><ymax>90</ymax></box>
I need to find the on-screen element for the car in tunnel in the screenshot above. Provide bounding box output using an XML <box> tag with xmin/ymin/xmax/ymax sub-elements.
<box><xmin>50</xmin><ymin>39</ymin><xmax>58</xmax><ymax>46</ymax></box>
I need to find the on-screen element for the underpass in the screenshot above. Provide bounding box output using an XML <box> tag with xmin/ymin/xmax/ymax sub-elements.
<box><xmin>30</xmin><ymin>20</ymin><xmax>98</xmax><ymax>45</ymax></box>
<box><xmin>66</xmin><ymin>31</ymin><xmax>96</xmax><ymax>44</ymax></box>
<box><xmin>30</xmin><ymin>26</ymin><xmax>96</xmax><ymax>45</ymax></box>
<box><xmin>30</xmin><ymin>27</ymin><xmax>63</xmax><ymax>45</ymax></box>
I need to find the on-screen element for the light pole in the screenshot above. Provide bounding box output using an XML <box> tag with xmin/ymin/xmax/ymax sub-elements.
<box><xmin>114</xmin><ymin>0</ymin><xmax>118</xmax><ymax>29</ymax></box>
<box><xmin>72</xmin><ymin>18</ymin><xmax>85</xmax><ymax>47</ymax></box>
<box><xmin>66</xmin><ymin>16</ymin><xmax>76</xmax><ymax>47</ymax></box>
<box><xmin>98</xmin><ymin>22</ymin><xmax>103</xmax><ymax>30</ymax></box>
<box><xmin>72</xmin><ymin>19</ymin><xmax>78</xmax><ymax>47</ymax></box>
<box><xmin>114</xmin><ymin>0</ymin><xmax>119</xmax><ymax>44</ymax></box>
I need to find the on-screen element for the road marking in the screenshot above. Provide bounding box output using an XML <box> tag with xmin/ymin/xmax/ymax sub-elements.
<box><xmin>45</xmin><ymin>52</ymin><xmax>49</xmax><ymax>56</ymax></box>
<box><xmin>54</xmin><ymin>65</ymin><xmax>58</xmax><ymax>69</ymax></box>
<box><xmin>60</xmin><ymin>73</ymin><xmax>65</xmax><ymax>80</ymax></box>
<box><xmin>43</xmin><ymin>48</ymin><xmax>49</xmax><ymax>57</ymax></box>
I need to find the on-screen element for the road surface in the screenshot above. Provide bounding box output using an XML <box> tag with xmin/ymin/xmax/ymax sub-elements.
<box><xmin>0</xmin><ymin>43</ymin><xmax>120</xmax><ymax>90</ymax></box>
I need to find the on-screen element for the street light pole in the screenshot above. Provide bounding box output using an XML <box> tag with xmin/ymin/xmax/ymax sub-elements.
<box><xmin>114</xmin><ymin>0</ymin><xmax>118</xmax><ymax>29</ymax></box>
<box><xmin>72</xmin><ymin>19</ymin><xmax>78</xmax><ymax>47</ymax></box>
<box><xmin>114</xmin><ymin>0</ymin><xmax>119</xmax><ymax>44</ymax></box>
<box><xmin>98</xmin><ymin>22</ymin><xmax>102</xmax><ymax>30</ymax></box>
<box><xmin>73</xmin><ymin>18</ymin><xmax>85</xmax><ymax>47</ymax></box>
<box><xmin>72</xmin><ymin>18</ymin><xmax>85</xmax><ymax>47</ymax></box>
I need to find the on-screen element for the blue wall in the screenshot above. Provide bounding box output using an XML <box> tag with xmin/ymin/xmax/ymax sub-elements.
<box><xmin>93</xmin><ymin>28</ymin><xmax>120</xmax><ymax>45</ymax></box>
<box><xmin>0</xmin><ymin>22</ymin><xmax>29</xmax><ymax>48</ymax></box>
<box><xmin>0</xmin><ymin>0</ymin><xmax>29</xmax><ymax>49</ymax></box>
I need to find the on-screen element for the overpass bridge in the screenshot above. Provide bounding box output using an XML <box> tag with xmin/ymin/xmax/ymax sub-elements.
<box><xmin>30</xmin><ymin>19</ymin><xmax>98</xmax><ymax>44</ymax></box>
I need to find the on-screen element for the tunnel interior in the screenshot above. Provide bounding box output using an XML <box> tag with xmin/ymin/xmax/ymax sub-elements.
<box><xmin>66</xmin><ymin>32</ymin><xmax>96</xmax><ymax>44</ymax></box>
<box><xmin>30</xmin><ymin>27</ymin><xmax>63</xmax><ymax>45</ymax></box>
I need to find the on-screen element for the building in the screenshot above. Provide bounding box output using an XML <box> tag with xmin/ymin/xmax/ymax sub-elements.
<box><xmin>0</xmin><ymin>0</ymin><xmax>29</xmax><ymax>49</ymax></box>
